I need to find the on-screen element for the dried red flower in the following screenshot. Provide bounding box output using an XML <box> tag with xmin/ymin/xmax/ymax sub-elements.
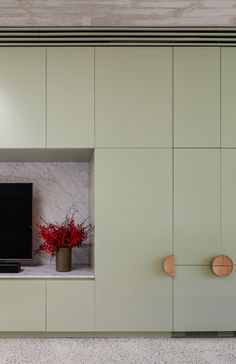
<box><xmin>36</xmin><ymin>213</ymin><xmax>94</xmax><ymax>257</ymax></box>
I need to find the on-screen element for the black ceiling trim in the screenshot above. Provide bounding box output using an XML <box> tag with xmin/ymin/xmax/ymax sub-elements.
<box><xmin>0</xmin><ymin>27</ymin><xmax>235</xmax><ymax>45</ymax></box>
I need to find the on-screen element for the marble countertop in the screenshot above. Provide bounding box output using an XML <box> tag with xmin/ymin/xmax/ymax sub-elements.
<box><xmin>0</xmin><ymin>264</ymin><xmax>94</xmax><ymax>279</ymax></box>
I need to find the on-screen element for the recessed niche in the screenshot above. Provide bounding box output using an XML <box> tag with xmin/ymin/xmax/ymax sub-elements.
<box><xmin>0</xmin><ymin>150</ymin><xmax>94</xmax><ymax>270</ymax></box>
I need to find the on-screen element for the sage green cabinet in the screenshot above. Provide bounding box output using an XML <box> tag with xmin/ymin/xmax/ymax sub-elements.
<box><xmin>47</xmin><ymin>47</ymin><xmax>94</xmax><ymax>148</ymax></box>
<box><xmin>221</xmin><ymin>149</ymin><xmax>236</xmax><ymax>262</ymax></box>
<box><xmin>95</xmin><ymin>149</ymin><xmax>172</xmax><ymax>331</ymax></box>
<box><xmin>174</xmin><ymin>47</ymin><xmax>220</xmax><ymax>147</ymax></box>
<box><xmin>174</xmin><ymin>149</ymin><xmax>220</xmax><ymax>265</ymax></box>
<box><xmin>47</xmin><ymin>280</ymin><xmax>94</xmax><ymax>331</ymax></box>
<box><xmin>174</xmin><ymin>266</ymin><xmax>236</xmax><ymax>331</ymax></box>
<box><xmin>95</xmin><ymin>47</ymin><xmax>172</xmax><ymax>147</ymax></box>
<box><xmin>221</xmin><ymin>48</ymin><xmax>236</xmax><ymax>147</ymax></box>
<box><xmin>0</xmin><ymin>48</ymin><xmax>46</xmax><ymax>148</ymax></box>
<box><xmin>0</xmin><ymin>280</ymin><xmax>45</xmax><ymax>331</ymax></box>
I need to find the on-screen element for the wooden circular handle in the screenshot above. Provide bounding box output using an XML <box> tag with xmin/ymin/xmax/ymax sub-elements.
<box><xmin>163</xmin><ymin>255</ymin><xmax>174</xmax><ymax>277</ymax></box>
<box><xmin>211</xmin><ymin>255</ymin><xmax>234</xmax><ymax>277</ymax></box>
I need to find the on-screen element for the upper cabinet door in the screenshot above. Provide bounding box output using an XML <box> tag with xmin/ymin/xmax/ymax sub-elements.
<box><xmin>174</xmin><ymin>47</ymin><xmax>220</xmax><ymax>147</ymax></box>
<box><xmin>95</xmin><ymin>47</ymin><xmax>172</xmax><ymax>148</ymax></box>
<box><xmin>0</xmin><ymin>48</ymin><xmax>46</xmax><ymax>148</ymax></box>
<box><xmin>47</xmin><ymin>48</ymin><xmax>94</xmax><ymax>148</ymax></box>
<box><xmin>221</xmin><ymin>48</ymin><xmax>236</xmax><ymax>147</ymax></box>
<box><xmin>174</xmin><ymin>149</ymin><xmax>220</xmax><ymax>265</ymax></box>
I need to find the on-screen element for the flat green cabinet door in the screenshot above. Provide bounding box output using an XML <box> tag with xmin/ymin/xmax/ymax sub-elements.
<box><xmin>174</xmin><ymin>47</ymin><xmax>220</xmax><ymax>147</ymax></box>
<box><xmin>174</xmin><ymin>149</ymin><xmax>220</xmax><ymax>265</ymax></box>
<box><xmin>47</xmin><ymin>48</ymin><xmax>94</xmax><ymax>148</ymax></box>
<box><xmin>174</xmin><ymin>266</ymin><xmax>236</xmax><ymax>331</ymax></box>
<box><xmin>47</xmin><ymin>280</ymin><xmax>94</xmax><ymax>331</ymax></box>
<box><xmin>95</xmin><ymin>149</ymin><xmax>172</xmax><ymax>331</ymax></box>
<box><xmin>0</xmin><ymin>280</ymin><xmax>45</xmax><ymax>331</ymax></box>
<box><xmin>221</xmin><ymin>48</ymin><xmax>236</xmax><ymax>147</ymax></box>
<box><xmin>221</xmin><ymin>150</ymin><xmax>236</xmax><ymax>261</ymax></box>
<box><xmin>95</xmin><ymin>47</ymin><xmax>172</xmax><ymax>147</ymax></box>
<box><xmin>0</xmin><ymin>48</ymin><xmax>46</xmax><ymax>148</ymax></box>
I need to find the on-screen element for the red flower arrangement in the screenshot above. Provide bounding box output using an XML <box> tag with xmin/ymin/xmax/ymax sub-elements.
<box><xmin>36</xmin><ymin>213</ymin><xmax>94</xmax><ymax>258</ymax></box>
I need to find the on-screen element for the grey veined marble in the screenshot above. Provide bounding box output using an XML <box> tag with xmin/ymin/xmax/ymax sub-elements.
<box><xmin>0</xmin><ymin>162</ymin><xmax>91</xmax><ymax>265</ymax></box>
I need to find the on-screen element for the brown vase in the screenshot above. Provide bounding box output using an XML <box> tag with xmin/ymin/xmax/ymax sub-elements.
<box><xmin>56</xmin><ymin>247</ymin><xmax>72</xmax><ymax>272</ymax></box>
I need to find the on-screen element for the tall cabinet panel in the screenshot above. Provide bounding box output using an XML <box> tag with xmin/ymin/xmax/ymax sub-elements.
<box><xmin>95</xmin><ymin>47</ymin><xmax>172</xmax><ymax>147</ymax></box>
<box><xmin>221</xmin><ymin>48</ymin><xmax>236</xmax><ymax>147</ymax></box>
<box><xmin>174</xmin><ymin>47</ymin><xmax>220</xmax><ymax>147</ymax></box>
<box><xmin>0</xmin><ymin>48</ymin><xmax>46</xmax><ymax>148</ymax></box>
<box><xmin>221</xmin><ymin>149</ymin><xmax>236</xmax><ymax>261</ymax></box>
<box><xmin>174</xmin><ymin>149</ymin><xmax>220</xmax><ymax>265</ymax></box>
<box><xmin>47</xmin><ymin>47</ymin><xmax>94</xmax><ymax>148</ymax></box>
<box><xmin>95</xmin><ymin>149</ymin><xmax>172</xmax><ymax>331</ymax></box>
<box><xmin>174</xmin><ymin>266</ymin><xmax>236</xmax><ymax>331</ymax></box>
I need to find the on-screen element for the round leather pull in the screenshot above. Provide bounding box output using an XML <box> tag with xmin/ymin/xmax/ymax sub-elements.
<box><xmin>163</xmin><ymin>255</ymin><xmax>174</xmax><ymax>277</ymax></box>
<box><xmin>212</xmin><ymin>255</ymin><xmax>234</xmax><ymax>277</ymax></box>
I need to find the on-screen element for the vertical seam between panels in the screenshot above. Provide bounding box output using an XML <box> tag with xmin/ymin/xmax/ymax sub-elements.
<box><xmin>94</xmin><ymin>47</ymin><xmax>96</xmax><ymax>148</ymax></box>
<box><xmin>220</xmin><ymin>47</ymin><xmax>222</xmax><ymax>255</ymax></box>
<box><xmin>45</xmin><ymin>47</ymin><xmax>47</xmax><ymax>148</ymax></box>
<box><xmin>93</xmin><ymin>47</ymin><xmax>96</xmax><ymax>331</ymax></box>
<box><xmin>45</xmin><ymin>281</ymin><xmax>47</xmax><ymax>331</ymax></box>
<box><xmin>172</xmin><ymin>46</ymin><xmax>174</xmax><ymax>333</ymax></box>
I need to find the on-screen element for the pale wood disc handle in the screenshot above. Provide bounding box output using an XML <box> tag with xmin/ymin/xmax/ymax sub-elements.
<box><xmin>211</xmin><ymin>255</ymin><xmax>234</xmax><ymax>277</ymax></box>
<box><xmin>163</xmin><ymin>255</ymin><xmax>174</xmax><ymax>277</ymax></box>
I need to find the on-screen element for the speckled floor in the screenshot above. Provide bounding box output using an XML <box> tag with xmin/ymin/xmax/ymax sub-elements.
<box><xmin>0</xmin><ymin>337</ymin><xmax>236</xmax><ymax>364</ymax></box>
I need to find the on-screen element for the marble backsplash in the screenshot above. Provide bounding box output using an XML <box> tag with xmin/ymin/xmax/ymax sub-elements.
<box><xmin>0</xmin><ymin>162</ymin><xmax>91</xmax><ymax>265</ymax></box>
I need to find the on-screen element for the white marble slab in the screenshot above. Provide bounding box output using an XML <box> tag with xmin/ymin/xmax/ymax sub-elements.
<box><xmin>0</xmin><ymin>264</ymin><xmax>94</xmax><ymax>279</ymax></box>
<box><xmin>0</xmin><ymin>162</ymin><xmax>91</xmax><ymax>265</ymax></box>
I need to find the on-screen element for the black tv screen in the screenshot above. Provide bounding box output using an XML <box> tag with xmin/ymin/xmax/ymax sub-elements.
<box><xmin>0</xmin><ymin>183</ymin><xmax>32</xmax><ymax>260</ymax></box>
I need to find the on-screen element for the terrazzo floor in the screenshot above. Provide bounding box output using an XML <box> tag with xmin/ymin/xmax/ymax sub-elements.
<box><xmin>0</xmin><ymin>337</ymin><xmax>236</xmax><ymax>364</ymax></box>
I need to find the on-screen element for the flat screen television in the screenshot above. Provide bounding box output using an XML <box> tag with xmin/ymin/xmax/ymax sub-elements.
<box><xmin>0</xmin><ymin>183</ymin><xmax>32</xmax><ymax>260</ymax></box>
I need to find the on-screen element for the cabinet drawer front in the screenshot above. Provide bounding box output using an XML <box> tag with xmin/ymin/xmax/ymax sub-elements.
<box><xmin>47</xmin><ymin>280</ymin><xmax>94</xmax><ymax>332</ymax></box>
<box><xmin>0</xmin><ymin>280</ymin><xmax>45</xmax><ymax>332</ymax></box>
<box><xmin>95</xmin><ymin>47</ymin><xmax>172</xmax><ymax>147</ymax></box>
<box><xmin>174</xmin><ymin>47</ymin><xmax>220</xmax><ymax>147</ymax></box>
<box><xmin>174</xmin><ymin>266</ymin><xmax>236</xmax><ymax>331</ymax></box>
<box><xmin>47</xmin><ymin>47</ymin><xmax>94</xmax><ymax>148</ymax></box>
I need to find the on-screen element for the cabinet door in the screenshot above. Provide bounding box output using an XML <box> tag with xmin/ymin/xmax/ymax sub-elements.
<box><xmin>221</xmin><ymin>149</ymin><xmax>236</xmax><ymax>261</ymax></box>
<box><xmin>174</xmin><ymin>149</ymin><xmax>220</xmax><ymax>265</ymax></box>
<box><xmin>47</xmin><ymin>280</ymin><xmax>94</xmax><ymax>331</ymax></box>
<box><xmin>0</xmin><ymin>48</ymin><xmax>46</xmax><ymax>148</ymax></box>
<box><xmin>47</xmin><ymin>47</ymin><xmax>94</xmax><ymax>148</ymax></box>
<box><xmin>0</xmin><ymin>280</ymin><xmax>45</xmax><ymax>331</ymax></box>
<box><xmin>221</xmin><ymin>48</ymin><xmax>236</xmax><ymax>147</ymax></box>
<box><xmin>174</xmin><ymin>266</ymin><xmax>236</xmax><ymax>331</ymax></box>
<box><xmin>174</xmin><ymin>47</ymin><xmax>220</xmax><ymax>147</ymax></box>
<box><xmin>95</xmin><ymin>47</ymin><xmax>172</xmax><ymax>147</ymax></box>
<box><xmin>95</xmin><ymin>149</ymin><xmax>172</xmax><ymax>331</ymax></box>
